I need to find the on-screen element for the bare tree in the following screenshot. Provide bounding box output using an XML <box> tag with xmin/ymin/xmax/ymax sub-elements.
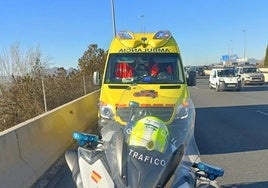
<box><xmin>0</xmin><ymin>42</ymin><xmax>51</xmax><ymax>78</ymax></box>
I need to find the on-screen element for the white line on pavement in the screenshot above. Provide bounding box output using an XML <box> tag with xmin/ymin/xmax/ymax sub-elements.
<box><xmin>256</xmin><ymin>110</ymin><xmax>268</xmax><ymax>117</ymax></box>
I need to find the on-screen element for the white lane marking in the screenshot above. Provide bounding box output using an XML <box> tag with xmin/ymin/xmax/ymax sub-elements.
<box><xmin>256</xmin><ymin>110</ymin><xmax>268</xmax><ymax>117</ymax></box>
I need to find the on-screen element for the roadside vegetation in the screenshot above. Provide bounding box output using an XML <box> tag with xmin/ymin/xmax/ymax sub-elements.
<box><xmin>0</xmin><ymin>43</ymin><xmax>106</xmax><ymax>131</ymax></box>
<box><xmin>264</xmin><ymin>45</ymin><xmax>268</xmax><ymax>68</ymax></box>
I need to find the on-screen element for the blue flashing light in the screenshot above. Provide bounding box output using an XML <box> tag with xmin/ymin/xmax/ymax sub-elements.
<box><xmin>117</xmin><ymin>31</ymin><xmax>134</xmax><ymax>39</ymax></box>
<box><xmin>143</xmin><ymin>76</ymin><xmax>152</xmax><ymax>82</ymax></box>
<box><xmin>73</xmin><ymin>131</ymin><xmax>99</xmax><ymax>146</ymax></box>
<box><xmin>153</xmin><ymin>30</ymin><xmax>171</xmax><ymax>39</ymax></box>
<box><xmin>196</xmin><ymin>162</ymin><xmax>224</xmax><ymax>181</ymax></box>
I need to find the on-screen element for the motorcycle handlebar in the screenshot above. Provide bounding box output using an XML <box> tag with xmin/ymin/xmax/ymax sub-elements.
<box><xmin>73</xmin><ymin>131</ymin><xmax>101</xmax><ymax>147</ymax></box>
<box><xmin>193</xmin><ymin>162</ymin><xmax>224</xmax><ymax>181</ymax></box>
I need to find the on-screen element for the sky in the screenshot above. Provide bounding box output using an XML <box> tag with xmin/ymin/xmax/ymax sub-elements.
<box><xmin>1</xmin><ymin>0</ymin><xmax>268</xmax><ymax>69</ymax></box>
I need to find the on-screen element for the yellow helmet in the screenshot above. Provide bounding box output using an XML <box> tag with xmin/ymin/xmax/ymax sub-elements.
<box><xmin>128</xmin><ymin>116</ymin><xmax>169</xmax><ymax>153</ymax></box>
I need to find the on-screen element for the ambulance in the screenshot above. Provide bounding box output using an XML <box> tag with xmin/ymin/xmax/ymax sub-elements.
<box><xmin>93</xmin><ymin>30</ymin><xmax>196</xmax><ymax>128</ymax></box>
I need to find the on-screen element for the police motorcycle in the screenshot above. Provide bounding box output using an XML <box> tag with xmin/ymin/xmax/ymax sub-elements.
<box><xmin>65</xmin><ymin>85</ymin><xmax>224</xmax><ymax>188</ymax></box>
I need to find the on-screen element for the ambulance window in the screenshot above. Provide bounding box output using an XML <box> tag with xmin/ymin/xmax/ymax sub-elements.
<box><xmin>104</xmin><ymin>53</ymin><xmax>185</xmax><ymax>84</ymax></box>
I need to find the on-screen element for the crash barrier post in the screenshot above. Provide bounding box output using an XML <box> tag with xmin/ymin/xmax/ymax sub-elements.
<box><xmin>0</xmin><ymin>90</ymin><xmax>100</xmax><ymax>188</ymax></box>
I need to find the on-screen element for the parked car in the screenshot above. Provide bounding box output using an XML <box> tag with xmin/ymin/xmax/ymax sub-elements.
<box><xmin>196</xmin><ymin>66</ymin><xmax>205</xmax><ymax>76</ymax></box>
<box><xmin>209</xmin><ymin>67</ymin><xmax>241</xmax><ymax>91</ymax></box>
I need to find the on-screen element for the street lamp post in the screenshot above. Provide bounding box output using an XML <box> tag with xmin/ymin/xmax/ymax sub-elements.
<box><xmin>111</xmin><ymin>0</ymin><xmax>116</xmax><ymax>37</ymax></box>
<box><xmin>242</xmin><ymin>29</ymin><xmax>246</xmax><ymax>63</ymax></box>
<box><xmin>229</xmin><ymin>40</ymin><xmax>233</xmax><ymax>64</ymax></box>
<box><xmin>140</xmin><ymin>15</ymin><xmax>144</xmax><ymax>33</ymax></box>
<box><xmin>230</xmin><ymin>40</ymin><xmax>233</xmax><ymax>57</ymax></box>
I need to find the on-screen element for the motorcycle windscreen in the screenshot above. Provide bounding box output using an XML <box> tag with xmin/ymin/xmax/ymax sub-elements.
<box><xmin>124</xmin><ymin>144</ymin><xmax>184</xmax><ymax>187</ymax></box>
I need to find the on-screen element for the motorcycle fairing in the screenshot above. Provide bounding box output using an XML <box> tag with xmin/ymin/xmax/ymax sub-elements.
<box><xmin>79</xmin><ymin>157</ymin><xmax>114</xmax><ymax>188</ymax></box>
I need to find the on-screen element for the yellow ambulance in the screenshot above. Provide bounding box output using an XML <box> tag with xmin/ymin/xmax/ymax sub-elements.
<box><xmin>93</xmin><ymin>30</ymin><xmax>196</xmax><ymax>127</ymax></box>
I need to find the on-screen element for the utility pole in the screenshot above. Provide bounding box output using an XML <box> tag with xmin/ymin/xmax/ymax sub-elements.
<box><xmin>41</xmin><ymin>77</ymin><xmax>47</xmax><ymax>112</ymax></box>
<box><xmin>36</xmin><ymin>58</ymin><xmax>47</xmax><ymax>112</ymax></box>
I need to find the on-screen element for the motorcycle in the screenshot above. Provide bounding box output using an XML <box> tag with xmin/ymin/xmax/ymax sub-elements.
<box><xmin>65</xmin><ymin>85</ymin><xmax>224</xmax><ymax>188</ymax></box>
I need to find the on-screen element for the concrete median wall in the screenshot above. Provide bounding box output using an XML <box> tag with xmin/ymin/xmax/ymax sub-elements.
<box><xmin>0</xmin><ymin>90</ymin><xmax>100</xmax><ymax>188</ymax></box>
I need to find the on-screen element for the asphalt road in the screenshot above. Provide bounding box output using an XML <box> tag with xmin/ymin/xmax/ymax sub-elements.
<box><xmin>33</xmin><ymin>77</ymin><xmax>268</xmax><ymax>188</ymax></box>
<box><xmin>190</xmin><ymin>78</ymin><xmax>268</xmax><ymax>187</ymax></box>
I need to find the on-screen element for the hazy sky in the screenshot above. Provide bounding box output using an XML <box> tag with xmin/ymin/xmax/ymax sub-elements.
<box><xmin>1</xmin><ymin>0</ymin><xmax>268</xmax><ymax>68</ymax></box>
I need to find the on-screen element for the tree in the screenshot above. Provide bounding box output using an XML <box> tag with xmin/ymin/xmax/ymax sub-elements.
<box><xmin>264</xmin><ymin>45</ymin><xmax>268</xmax><ymax>67</ymax></box>
<box><xmin>0</xmin><ymin>43</ymin><xmax>104</xmax><ymax>131</ymax></box>
<box><xmin>78</xmin><ymin>44</ymin><xmax>107</xmax><ymax>76</ymax></box>
<box><xmin>0</xmin><ymin>43</ymin><xmax>50</xmax><ymax>130</ymax></box>
<box><xmin>0</xmin><ymin>75</ymin><xmax>44</xmax><ymax>130</ymax></box>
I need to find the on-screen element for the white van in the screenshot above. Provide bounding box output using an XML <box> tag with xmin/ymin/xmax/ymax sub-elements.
<box><xmin>209</xmin><ymin>68</ymin><xmax>241</xmax><ymax>91</ymax></box>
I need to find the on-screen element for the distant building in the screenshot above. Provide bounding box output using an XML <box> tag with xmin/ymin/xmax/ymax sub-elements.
<box><xmin>236</xmin><ymin>58</ymin><xmax>248</xmax><ymax>63</ymax></box>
